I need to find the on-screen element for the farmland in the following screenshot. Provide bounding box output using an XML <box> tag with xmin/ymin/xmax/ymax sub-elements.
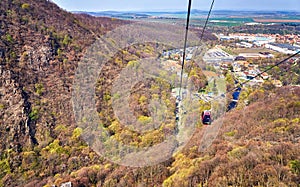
<box><xmin>254</xmin><ymin>18</ymin><xmax>300</xmax><ymax>23</ymax></box>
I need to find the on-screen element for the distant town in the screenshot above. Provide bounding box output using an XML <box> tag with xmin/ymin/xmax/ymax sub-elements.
<box><xmin>161</xmin><ymin>32</ymin><xmax>300</xmax><ymax>96</ymax></box>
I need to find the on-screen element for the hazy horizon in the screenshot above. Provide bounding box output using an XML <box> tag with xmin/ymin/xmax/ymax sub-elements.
<box><xmin>72</xmin><ymin>9</ymin><xmax>300</xmax><ymax>13</ymax></box>
<box><xmin>52</xmin><ymin>0</ymin><xmax>300</xmax><ymax>12</ymax></box>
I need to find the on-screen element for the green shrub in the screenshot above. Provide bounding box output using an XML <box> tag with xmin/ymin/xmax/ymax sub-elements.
<box><xmin>228</xmin><ymin>146</ymin><xmax>247</xmax><ymax>159</ymax></box>
<box><xmin>0</xmin><ymin>159</ymin><xmax>11</xmax><ymax>178</ymax></box>
<box><xmin>10</xmin><ymin>51</ymin><xmax>16</xmax><ymax>59</ymax></box>
<box><xmin>6</xmin><ymin>34</ymin><xmax>13</xmax><ymax>43</ymax></box>
<box><xmin>289</xmin><ymin>160</ymin><xmax>300</xmax><ymax>174</ymax></box>
<box><xmin>57</xmin><ymin>48</ymin><xmax>62</xmax><ymax>57</ymax></box>
<box><xmin>35</xmin><ymin>83</ymin><xmax>44</xmax><ymax>96</ymax></box>
<box><xmin>138</xmin><ymin>116</ymin><xmax>152</xmax><ymax>124</ymax></box>
<box><xmin>29</xmin><ymin>107</ymin><xmax>39</xmax><ymax>121</ymax></box>
<box><xmin>21</xmin><ymin>3</ymin><xmax>30</xmax><ymax>9</ymax></box>
<box><xmin>224</xmin><ymin>130</ymin><xmax>237</xmax><ymax>137</ymax></box>
<box><xmin>103</xmin><ymin>94</ymin><xmax>111</xmax><ymax>101</ymax></box>
<box><xmin>44</xmin><ymin>139</ymin><xmax>65</xmax><ymax>154</ymax></box>
<box><xmin>54</xmin><ymin>124</ymin><xmax>67</xmax><ymax>133</ymax></box>
<box><xmin>138</xmin><ymin>95</ymin><xmax>147</xmax><ymax>104</ymax></box>
<box><xmin>72</xmin><ymin>127</ymin><xmax>83</xmax><ymax>139</ymax></box>
<box><xmin>127</xmin><ymin>60</ymin><xmax>139</xmax><ymax>68</ymax></box>
<box><xmin>62</xmin><ymin>35</ymin><xmax>71</xmax><ymax>46</ymax></box>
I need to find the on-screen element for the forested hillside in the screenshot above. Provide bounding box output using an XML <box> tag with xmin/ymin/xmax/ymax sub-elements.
<box><xmin>0</xmin><ymin>0</ymin><xmax>299</xmax><ymax>186</ymax></box>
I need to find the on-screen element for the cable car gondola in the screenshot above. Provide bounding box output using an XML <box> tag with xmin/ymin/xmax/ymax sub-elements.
<box><xmin>201</xmin><ymin>110</ymin><xmax>212</xmax><ymax>125</ymax></box>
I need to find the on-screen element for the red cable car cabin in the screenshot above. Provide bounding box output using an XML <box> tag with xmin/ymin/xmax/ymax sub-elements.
<box><xmin>201</xmin><ymin>110</ymin><xmax>212</xmax><ymax>125</ymax></box>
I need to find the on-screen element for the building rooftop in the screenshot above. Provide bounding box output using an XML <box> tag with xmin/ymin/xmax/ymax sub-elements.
<box><xmin>269</xmin><ymin>43</ymin><xmax>300</xmax><ymax>51</ymax></box>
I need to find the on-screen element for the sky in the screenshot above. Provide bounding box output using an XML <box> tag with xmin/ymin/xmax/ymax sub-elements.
<box><xmin>51</xmin><ymin>0</ymin><xmax>300</xmax><ymax>12</ymax></box>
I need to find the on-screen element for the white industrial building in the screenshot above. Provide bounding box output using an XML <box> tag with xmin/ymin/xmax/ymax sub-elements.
<box><xmin>203</xmin><ymin>47</ymin><xmax>234</xmax><ymax>64</ymax></box>
<box><xmin>265</xmin><ymin>43</ymin><xmax>300</xmax><ymax>54</ymax></box>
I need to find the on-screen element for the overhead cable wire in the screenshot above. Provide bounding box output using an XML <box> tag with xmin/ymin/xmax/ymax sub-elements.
<box><xmin>179</xmin><ymin>0</ymin><xmax>192</xmax><ymax>98</ymax></box>
<box><xmin>187</xmin><ymin>0</ymin><xmax>215</xmax><ymax>78</ymax></box>
<box><xmin>200</xmin><ymin>0</ymin><xmax>215</xmax><ymax>41</ymax></box>
<box><xmin>179</xmin><ymin>0</ymin><xmax>216</xmax><ymax>97</ymax></box>
<box><xmin>228</xmin><ymin>51</ymin><xmax>300</xmax><ymax>94</ymax></box>
<box><xmin>225</xmin><ymin>53</ymin><xmax>300</xmax><ymax>112</ymax></box>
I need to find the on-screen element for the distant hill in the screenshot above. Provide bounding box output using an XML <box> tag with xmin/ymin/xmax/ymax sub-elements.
<box><xmin>77</xmin><ymin>9</ymin><xmax>300</xmax><ymax>19</ymax></box>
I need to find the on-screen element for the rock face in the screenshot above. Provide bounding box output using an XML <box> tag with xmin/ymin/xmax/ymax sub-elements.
<box><xmin>0</xmin><ymin>31</ymin><xmax>61</xmax><ymax>154</ymax></box>
<box><xmin>0</xmin><ymin>0</ymin><xmax>125</xmax><ymax>153</ymax></box>
<box><xmin>0</xmin><ymin>65</ymin><xmax>39</xmax><ymax>173</ymax></box>
<box><xmin>0</xmin><ymin>66</ymin><xmax>34</xmax><ymax>152</ymax></box>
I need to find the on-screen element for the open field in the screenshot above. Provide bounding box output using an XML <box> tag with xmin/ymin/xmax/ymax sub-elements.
<box><xmin>254</xmin><ymin>19</ymin><xmax>300</xmax><ymax>23</ymax></box>
<box><xmin>232</xmin><ymin>48</ymin><xmax>279</xmax><ymax>55</ymax></box>
<box><xmin>203</xmin><ymin>70</ymin><xmax>218</xmax><ymax>77</ymax></box>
